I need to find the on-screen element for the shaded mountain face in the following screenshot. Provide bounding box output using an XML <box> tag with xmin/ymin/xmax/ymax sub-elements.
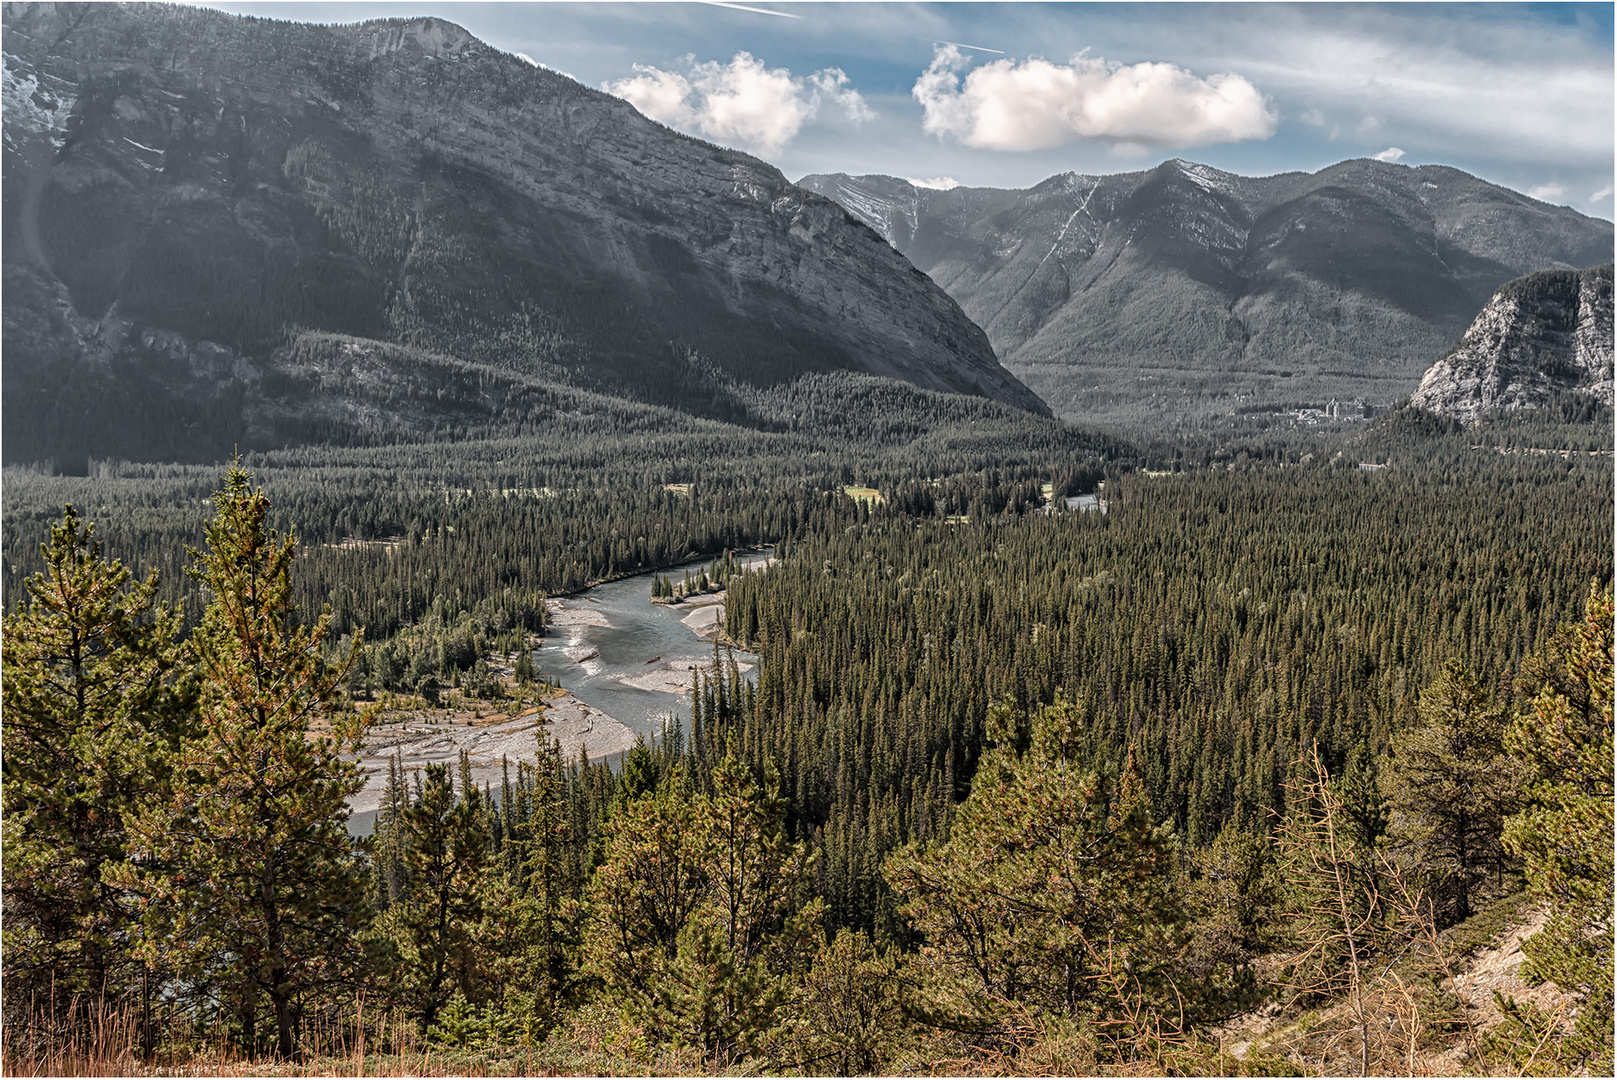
<box><xmin>1409</xmin><ymin>265</ymin><xmax>1613</xmax><ymax>425</ymax></box>
<box><xmin>800</xmin><ymin>161</ymin><xmax>1613</xmax><ymax>429</ymax></box>
<box><xmin>1</xmin><ymin>3</ymin><xmax>1044</xmax><ymax>467</ymax></box>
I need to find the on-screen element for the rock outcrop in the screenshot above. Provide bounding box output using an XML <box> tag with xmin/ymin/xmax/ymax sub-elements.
<box><xmin>2</xmin><ymin>2</ymin><xmax>1043</xmax><ymax>465</ymax></box>
<box><xmin>800</xmin><ymin>162</ymin><xmax>1613</xmax><ymax>429</ymax></box>
<box><xmin>1409</xmin><ymin>265</ymin><xmax>1613</xmax><ymax>424</ymax></box>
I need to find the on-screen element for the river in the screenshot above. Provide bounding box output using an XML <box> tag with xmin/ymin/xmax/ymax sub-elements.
<box><xmin>533</xmin><ymin>549</ymin><xmax>770</xmax><ymax>741</ymax></box>
<box><xmin>347</xmin><ymin>549</ymin><xmax>770</xmax><ymax>834</ymax></box>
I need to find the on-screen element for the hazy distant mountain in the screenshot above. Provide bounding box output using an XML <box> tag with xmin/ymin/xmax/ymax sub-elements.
<box><xmin>1</xmin><ymin>2</ymin><xmax>1044</xmax><ymax>467</ymax></box>
<box><xmin>800</xmin><ymin>161</ymin><xmax>1614</xmax><ymax>429</ymax></box>
<box><xmin>1409</xmin><ymin>264</ymin><xmax>1613</xmax><ymax>424</ymax></box>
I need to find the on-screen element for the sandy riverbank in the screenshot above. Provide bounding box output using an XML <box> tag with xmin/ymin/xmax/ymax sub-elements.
<box><xmin>348</xmin><ymin>691</ymin><xmax>636</xmax><ymax>814</ymax></box>
<box><xmin>617</xmin><ymin>653</ymin><xmax>756</xmax><ymax>695</ymax></box>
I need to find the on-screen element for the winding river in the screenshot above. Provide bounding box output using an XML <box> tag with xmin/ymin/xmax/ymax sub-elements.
<box><xmin>531</xmin><ymin>549</ymin><xmax>771</xmax><ymax>743</ymax></box>
<box><xmin>348</xmin><ymin>550</ymin><xmax>770</xmax><ymax>834</ymax></box>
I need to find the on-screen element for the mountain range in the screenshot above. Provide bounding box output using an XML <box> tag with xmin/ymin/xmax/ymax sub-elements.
<box><xmin>1</xmin><ymin>2</ymin><xmax>1042</xmax><ymax>467</ymax></box>
<box><xmin>799</xmin><ymin>163</ymin><xmax>1613</xmax><ymax>428</ymax></box>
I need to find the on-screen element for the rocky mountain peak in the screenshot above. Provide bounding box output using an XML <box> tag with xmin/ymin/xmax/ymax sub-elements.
<box><xmin>356</xmin><ymin>17</ymin><xmax>481</xmax><ymax>59</ymax></box>
<box><xmin>799</xmin><ymin>161</ymin><xmax>1613</xmax><ymax>429</ymax></box>
<box><xmin>1409</xmin><ymin>265</ymin><xmax>1614</xmax><ymax>424</ymax></box>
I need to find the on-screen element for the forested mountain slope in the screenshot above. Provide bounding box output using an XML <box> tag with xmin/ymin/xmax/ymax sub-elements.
<box><xmin>800</xmin><ymin>162</ymin><xmax>1613</xmax><ymax>428</ymax></box>
<box><xmin>1</xmin><ymin>2</ymin><xmax>1043</xmax><ymax>467</ymax></box>
<box><xmin>1411</xmin><ymin>264</ymin><xmax>1614</xmax><ymax>423</ymax></box>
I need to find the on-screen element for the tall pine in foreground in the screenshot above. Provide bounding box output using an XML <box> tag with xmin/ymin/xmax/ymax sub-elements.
<box><xmin>114</xmin><ymin>466</ymin><xmax>370</xmax><ymax>1061</ymax></box>
<box><xmin>1499</xmin><ymin>586</ymin><xmax>1614</xmax><ymax>1069</ymax></box>
<box><xmin>1384</xmin><ymin>660</ymin><xmax>1522</xmax><ymax>924</ymax></box>
<box><xmin>0</xmin><ymin>508</ymin><xmax>190</xmax><ymax>1028</ymax></box>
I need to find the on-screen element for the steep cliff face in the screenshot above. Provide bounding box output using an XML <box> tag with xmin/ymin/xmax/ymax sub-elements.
<box><xmin>2</xmin><ymin>2</ymin><xmax>1043</xmax><ymax>465</ymax></box>
<box><xmin>800</xmin><ymin>161</ymin><xmax>1613</xmax><ymax>428</ymax></box>
<box><xmin>1409</xmin><ymin>266</ymin><xmax>1614</xmax><ymax>424</ymax></box>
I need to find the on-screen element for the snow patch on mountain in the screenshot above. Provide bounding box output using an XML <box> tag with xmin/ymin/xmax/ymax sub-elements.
<box><xmin>2</xmin><ymin>51</ymin><xmax>74</xmax><ymax>154</ymax></box>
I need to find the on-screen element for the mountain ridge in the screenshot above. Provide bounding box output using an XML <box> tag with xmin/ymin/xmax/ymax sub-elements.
<box><xmin>1</xmin><ymin>2</ymin><xmax>1046</xmax><ymax>466</ymax></box>
<box><xmin>800</xmin><ymin>161</ymin><xmax>1613</xmax><ymax>429</ymax></box>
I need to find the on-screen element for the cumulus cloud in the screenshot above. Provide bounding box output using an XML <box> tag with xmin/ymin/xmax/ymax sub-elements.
<box><xmin>1373</xmin><ymin>146</ymin><xmax>1405</xmax><ymax>162</ymax></box>
<box><xmin>1528</xmin><ymin>182</ymin><xmax>1567</xmax><ymax>203</ymax></box>
<box><xmin>809</xmin><ymin>68</ymin><xmax>875</xmax><ymax>124</ymax></box>
<box><xmin>1591</xmin><ymin>184</ymin><xmax>1613</xmax><ymax>203</ymax></box>
<box><xmin>908</xmin><ymin>176</ymin><xmax>961</xmax><ymax>190</ymax></box>
<box><xmin>607</xmin><ymin>53</ymin><xmax>871</xmax><ymax>157</ymax></box>
<box><xmin>1299</xmin><ymin>107</ymin><xmax>1327</xmax><ymax>127</ymax></box>
<box><xmin>911</xmin><ymin>45</ymin><xmax>1276</xmax><ymax>152</ymax></box>
<box><xmin>611</xmin><ymin>64</ymin><xmax>698</xmax><ymax>125</ymax></box>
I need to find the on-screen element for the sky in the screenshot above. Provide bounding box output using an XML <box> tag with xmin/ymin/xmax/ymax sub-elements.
<box><xmin>200</xmin><ymin>2</ymin><xmax>1615</xmax><ymax>219</ymax></box>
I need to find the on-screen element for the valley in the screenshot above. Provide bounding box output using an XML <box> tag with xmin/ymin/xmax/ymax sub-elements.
<box><xmin>1</xmin><ymin>3</ymin><xmax>1612</xmax><ymax>1077</ymax></box>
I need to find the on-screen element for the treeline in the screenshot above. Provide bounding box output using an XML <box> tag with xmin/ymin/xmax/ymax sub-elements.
<box><xmin>4</xmin><ymin>369</ymin><xmax>1120</xmax><ymax>631</ymax></box>
<box><xmin>3</xmin><ymin>387</ymin><xmax>1120</xmax><ymax>690</ymax></box>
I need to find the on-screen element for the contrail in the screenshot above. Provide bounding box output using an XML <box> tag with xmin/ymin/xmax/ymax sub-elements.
<box><xmin>935</xmin><ymin>39</ymin><xmax>1006</xmax><ymax>55</ymax></box>
<box><xmin>703</xmin><ymin>1</ymin><xmax>804</xmax><ymax>18</ymax></box>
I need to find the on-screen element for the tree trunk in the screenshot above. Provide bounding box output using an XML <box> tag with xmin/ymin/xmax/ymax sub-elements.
<box><xmin>1456</xmin><ymin>818</ymin><xmax>1470</xmax><ymax>923</ymax></box>
<box><xmin>239</xmin><ymin>982</ymin><xmax>257</xmax><ymax>1058</ymax></box>
<box><xmin>271</xmin><ymin>982</ymin><xmax>298</xmax><ymax>1062</ymax></box>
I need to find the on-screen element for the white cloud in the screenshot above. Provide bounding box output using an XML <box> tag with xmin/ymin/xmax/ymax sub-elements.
<box><xmin>1299</xmin><ymin>108</ymin><xmax>1327</xmax><ymax>127</ymax></box>
<box><xmin>912</xmin><ymin>45</ymin><xmax>1276</xmax><ymax>152</ymax></box>
<box><xmin>908</xmin><ymin>176</ymin><xmax>960</xmax><ymax>190</ymax></box>
<box><xmin>1528</xmin><ymin>182</ymin><xmax>1567</xmax><ymax>203</ymax></box>
<box><xmin>809</xmin><ymin>68</ymin><xmax>874</xmax><ymax>125</ymax></box>
<box><xmin>607</xmin><ymin>54</ymin><xmax>871</xmax><ymax>157</ymax></box>
<box><xmin>1591</xmin><ymin>185</ymin><xmax>1613</xmax><ymax>203</ymax></box>
<box><xmin>611</xmin><ymin>63</ymin><xmax>698</xmax><ymax>127</ymax></box>
<box><xmin>1373</xmin><ymin>146</ymin><xmax>1405</xmax><ymax>162</ymax></box>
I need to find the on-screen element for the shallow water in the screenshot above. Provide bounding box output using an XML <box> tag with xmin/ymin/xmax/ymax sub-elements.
<box><xmin>532</xmin><ymin>551</ymin><xmax>768</xmax><ymax>742</ymax></box>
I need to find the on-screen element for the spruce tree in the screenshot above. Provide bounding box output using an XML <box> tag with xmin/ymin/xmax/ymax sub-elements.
<box><xmin>582</xmin><ymin>746</ymin><xmax>818</xmax><ymax>1059</ymax></box>
<box><xmin>884</xmin><ymin>696</ymin><xmax>1185</xmax><ymax>1051</ymax></box>
<box><xmin>114</xmin><ymin>466</ymin><xmax>369</xmax><ymax>1061</ymax></box>
<box><xmin>384</xmin><ymin>762</ymin><xmax>491</xmax><ymax>1033</ymax></box>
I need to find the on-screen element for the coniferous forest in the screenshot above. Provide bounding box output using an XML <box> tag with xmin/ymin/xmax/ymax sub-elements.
<box><xmin>1</xmin><ymin>390</ymin><xmax>1613</xmax><ymax>1076</ymax></box>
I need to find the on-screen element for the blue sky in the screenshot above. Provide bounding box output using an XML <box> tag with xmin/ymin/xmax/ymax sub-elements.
<box><xmin>203</xmin><ymin>2</ymin><xmax>1615</xmax><ymax>217</ymax></box>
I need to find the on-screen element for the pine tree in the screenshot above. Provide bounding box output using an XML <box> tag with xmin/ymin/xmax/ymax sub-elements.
<box><xmin>1</xmin><ymin>507</ymin><xmax>190</xmax><ymax>1024</ymax></box>
<box><xmin>1500</xmin><ymin>586</ymin><xmax>1614</xmax><ymax>1068</ymax></box>
<box><xmin>494</xmin><ymin>735</ymin><xmax>581</xmax><ymax>1037</ymax></box>
<box><xmin>369</xmin><ymin>753</ymin><xmax>413</xmax><ymax>911</ymax></box>
<box><xmin>884</xmin><ymin>696</ymin><xmax>1184</xmax><ymax>1053</ymax></box>
<box><xmin>582</xmin><ymin>746</ymin><xmax>818</xmax><ymax>1059</ymax></box>
<box><xmin>385</xmin><ymin>762</ymin><xmax>491</xmax><ymax>1033</ymax></box>
<box><xmin>786</xmin><ymin>928</ymin><xmax>908</xmax><ymax>1075</ymax></box>
<box><xmin>113</xmin><ymin>466</ymin><xmax>369</xmax><ymax>1061</ymax></box>
<box><xmin>1384</xmin><ymin>660</ymin><xmax>1522</xmax><ymax>923</ymax></box>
